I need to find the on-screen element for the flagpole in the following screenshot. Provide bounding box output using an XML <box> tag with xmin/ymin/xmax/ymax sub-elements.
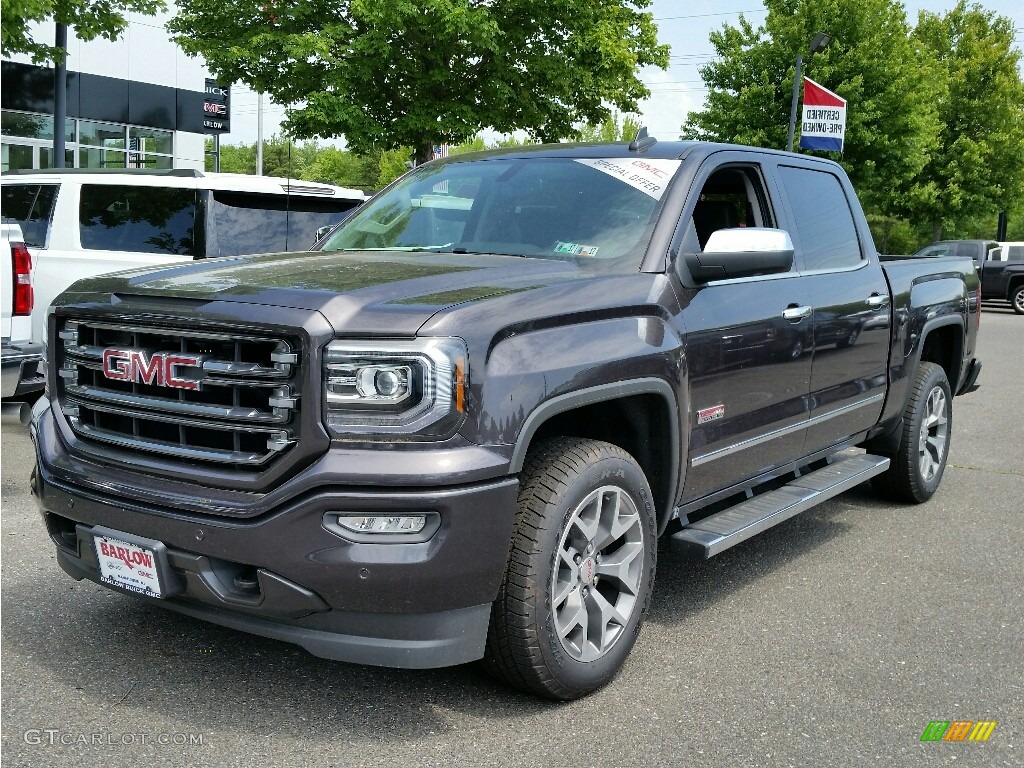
<box><xmin>787</xmin><ymin>33</ymin><xmax>833</xmax><ymax>153</ymax></box>
<box><xmin>786</xmin><ymin>54</ymin><xmax>803</xmax><ymax>153</ymax></box>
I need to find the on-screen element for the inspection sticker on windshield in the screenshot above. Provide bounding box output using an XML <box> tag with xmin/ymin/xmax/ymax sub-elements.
<box><xmin>574</xmin><ymin>158</ymin><xmax>681</xmax><ymax>200</ymax></box>
<box><xmin>555</xmin><ymin>241</ymin><xmax>600</xmax><ymax>257</ymax></box>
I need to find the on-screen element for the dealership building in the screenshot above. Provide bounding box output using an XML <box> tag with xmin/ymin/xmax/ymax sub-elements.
<box><xmin>1</xmin><ymin>11</ymin><xmax>221</xmax><ymax>172</ymax></box>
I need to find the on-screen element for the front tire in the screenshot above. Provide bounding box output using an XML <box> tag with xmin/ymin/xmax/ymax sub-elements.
<box><xmin>873</xmin><ymin>362</ymin><xmax>952</xmax><ymax>503</ymax></box>
<box><xmin>484</xmin><ymin>438</ymin><xmax>656</xmax><ymax>700</ymax></box>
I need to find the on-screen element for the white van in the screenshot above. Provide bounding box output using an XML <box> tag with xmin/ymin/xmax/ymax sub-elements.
<box><xmin>988</xmin><ymin>241</ymin><xmax>1024</xmax><ymax>261</ymax></box>
<box><xmin>0</xmin><ymin>169</ymin><xmax>366</xmax><ymax>344</ymax></box>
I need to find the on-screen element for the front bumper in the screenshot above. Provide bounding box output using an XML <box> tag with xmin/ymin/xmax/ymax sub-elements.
<box><xmin>31</xmin><ymin>400</ymin><xmax>519</xmax><ymax>669</ymax></box>
<box><xmin>1</xmin><ymin>340</ymin><xmax>43</xmax><ymax>398</ymax></box>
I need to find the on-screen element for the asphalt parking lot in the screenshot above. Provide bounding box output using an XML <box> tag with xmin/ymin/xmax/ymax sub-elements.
<box><xmin>1</xmin><ymin>306</ymin><xmax>1021</xmax><ymax>768</ymax></box>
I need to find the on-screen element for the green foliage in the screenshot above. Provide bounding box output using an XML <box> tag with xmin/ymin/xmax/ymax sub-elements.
<box><xmin>376</xmin><ymin>148</ymin><xmax>414</xmax><ymax>189</ymax></box>
<box><xmin>169</xmin><ymin>0</ymin><xmax>669</xmax><ymax>164</ymax></box>
<box><xmin>864</xmin><ymin>211</ymin><xmax>922</xmax><ymax>255</ymax></box>
<box><xmin>1</xmin><ymin>0</ymin><xmax>165</xmax><ymax>64</ymax></box>
<box><xmin>304</xmin><ymin>148</ymin><xmax>379</xmax><ymax>190</ymax></box>
<box><xmin>681</xmin><ymin>0</ymin><xmax>942</xmax><ymax>217</ymax></box>
<box><xmin>205</xmin><ymin>137</ymin><xmax>379</xmax><ymax>190</ymax></box>
<box><xmin>449</xmin><ymin>136</ymin><xmax>488</xmax><ymax>156</ymax></box>
<box><xmin>910</xmin><ymin>1</ymin><xmax>1024</xmax><ymax>237</ymax></box>
<box><xmin>575</xmin><ymin>112</ymin><xmax>642</xmax><ymax>142</ymax></box>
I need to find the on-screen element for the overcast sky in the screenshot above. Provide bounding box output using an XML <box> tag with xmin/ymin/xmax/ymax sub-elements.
<box><xmin>224</xmin><ymin>0</ymin><xmax>1024</xmax><ymax>147</ymax></box>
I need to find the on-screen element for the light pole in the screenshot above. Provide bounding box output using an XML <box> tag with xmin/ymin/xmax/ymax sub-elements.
<box><xmin>786</xmin><ymin>32</ymin><xmax>832</xmax><ymax>153</ymax></box>
<box><xmin>53</xmin><ymin>23</ymin><xmax>68</xmax><ymax>168</ymax></box>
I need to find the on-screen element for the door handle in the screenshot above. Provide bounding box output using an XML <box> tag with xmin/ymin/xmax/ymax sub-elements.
<box><xmin>782</xmin><ymin>305</ymin><xmax>812</xmax><ymax>322</ymax></box>
<box><xmin>866</xmin><ymin>294</ymin><xmax>890</xmax><ymax>309</ymax></box>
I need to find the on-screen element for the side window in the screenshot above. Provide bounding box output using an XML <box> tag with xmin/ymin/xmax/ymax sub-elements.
<box><xmin>1007</xmin><ymin>245</ymin><xmax>1024</xmax><ymax>261</ymax></box>
<box><xmin>1</xmin><ymin>183</ymin><xmax>58</xmax><ymax>247</ymax></box>
<box><xmin>955</xmin><ymin>242</ymin><xmax>981</xmax><ymax>260</ymax></box>
<box><xmin>79</xmin><ymin>185</ymin><xmax>196</xmax><ymax>255</ymax></box>
<box><xmin>921</xmin><ymin>245</ymin><xmax>953</xmax><ymax>258</ymax></box>
<box><xmin>777</xmin><ymin>166</ymin><xmax>861</xmax><ymax>270</ymax></box>
<box><xmin>205</xmin><ymin>191</ymin><xmax>361</xmax><ymax>257</ymax></box>
<box><xmin>690</xmin><ymin>166</ymin><xmax>773</xmax><ymax>250</ymax></box>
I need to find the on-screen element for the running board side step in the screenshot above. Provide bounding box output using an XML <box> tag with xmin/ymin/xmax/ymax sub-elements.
<box><xmin>671</xmin><ymin>454</ymin><xmax>890</xmax><ymax>559</ymax></box>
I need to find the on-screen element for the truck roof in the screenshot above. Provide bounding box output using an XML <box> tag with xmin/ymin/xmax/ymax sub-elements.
<box><xmin>1</xmin><ymin>169</ymin><xmax>366</xmax><ymax>199</ymax></box>
<box><xmin>434</xmin><ymin>139</ymin><xmax>836</xmax><ymax>165</ymax></box>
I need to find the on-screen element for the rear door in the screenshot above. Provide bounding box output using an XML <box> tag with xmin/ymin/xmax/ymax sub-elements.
<box><xmin>773</xmin><ymin>163</ymin><xmax>890</xmax><ymax>454</ymax></box>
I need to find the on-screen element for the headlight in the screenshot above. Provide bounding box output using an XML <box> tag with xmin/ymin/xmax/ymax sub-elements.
<box><xmin>323</xmin><ymin>338</ymin><xmax>467</xmax><ymax>438</ymax></box>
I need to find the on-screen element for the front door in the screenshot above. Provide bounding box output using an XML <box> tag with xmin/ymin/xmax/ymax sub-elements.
<box><xmin>673</xmin><ymin>159</ymin><xmax>813</xmax><ymax>503</ymax></box>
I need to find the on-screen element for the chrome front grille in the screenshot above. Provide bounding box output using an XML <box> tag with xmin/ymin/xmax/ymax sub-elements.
<box><xmin>57</xmin><ymin>319</ymin><xmax>301</xmax><ymax>467</ymax></box>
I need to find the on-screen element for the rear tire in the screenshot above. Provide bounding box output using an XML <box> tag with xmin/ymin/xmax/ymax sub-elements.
<box><xmin>1011</xmin><ymin>283</ymin><xmax>1024</xmax><ymax>315</ymax></box>
<box><xmin>484</xmin><ymin>438</ymin><xmax>656</xmax><ymax>700</ymax></box>
<box><xmin>873</xmin><ymin>362</ymin><xmax>952</xmax><ymax>503</ymax></box>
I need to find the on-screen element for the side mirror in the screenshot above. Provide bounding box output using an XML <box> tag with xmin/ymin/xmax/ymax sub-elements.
<box><xmin>314</xmin><ymin>224</ymin><xmax>336</xmax><ymax>245</ymax></box>
<box><xmin>681</xmin><ymin>227</ymin><xmax>795</xmax><ymax>282</ymax></box>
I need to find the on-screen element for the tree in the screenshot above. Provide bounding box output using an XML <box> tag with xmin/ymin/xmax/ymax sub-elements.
<box><xmin>575</xmin><ymin>111</ymin><xmax>642</xmax><ymax>143</ymax></box>
<box><xmin>681</xmin><ymin>0</ymin><xmax>942</xmax><ymax>217</ymax></box>
<box><xmin>911</xmin><ymin>1</ymin><xmax>1024</xmax><ymax>240</ymax></box>
<box><xmin>169</xmin><ymin>0</ymin><xmax>669</xmax><ymax>164</ymax></box>
<box><xmin>2</xmin><ymin>0</ymin><xmax>165</xmax><ymax>64</ymax></box>
<box><xmin>303</xmin><ymin>147</ymin><xmax>379</xmax><ymax>190</ymax></box>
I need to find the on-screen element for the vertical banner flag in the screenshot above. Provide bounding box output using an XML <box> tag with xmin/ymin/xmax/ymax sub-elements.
<box><xmin>799</xmin><ymin>77</ymin><xmax>846</xmax><ymax>152</ymax></box>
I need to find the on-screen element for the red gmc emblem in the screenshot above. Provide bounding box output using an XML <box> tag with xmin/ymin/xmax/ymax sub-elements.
<box><xmin>101</xmin><ymin>349</ymin><xmax>202</xmax><ymax>390</ymax></box>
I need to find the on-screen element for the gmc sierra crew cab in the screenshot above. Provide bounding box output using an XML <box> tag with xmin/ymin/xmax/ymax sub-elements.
<box><xmin>29</xmin><ymin>139</ymin><xmax>982</xmax><ymax>700</ymax></box>
<box><xmin>980</xmin><ymin>242</ymin><xmax>1024</xmax><ymax>314</ymax></box>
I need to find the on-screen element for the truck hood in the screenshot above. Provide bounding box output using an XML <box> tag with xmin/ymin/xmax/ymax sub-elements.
<box><xmin>63</xmin><ymin>250</ymin><xmax>589</xmax><ymax>336</ymax></box>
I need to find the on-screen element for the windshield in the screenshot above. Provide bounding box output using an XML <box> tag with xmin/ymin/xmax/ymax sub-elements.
<box><xmin>320</xmin><ymin>156</ymin><xmax>681</xmax><ymax>267</ymax></box>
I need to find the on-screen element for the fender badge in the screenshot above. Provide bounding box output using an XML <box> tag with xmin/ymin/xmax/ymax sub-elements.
<box><xmin>697</xmin><ymin>405</ymin><xmax>725</xmax><ymax>424</ymax></box>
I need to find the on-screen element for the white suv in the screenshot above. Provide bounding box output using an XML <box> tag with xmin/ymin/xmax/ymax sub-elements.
<box><xmin>1</xmin><ymin>219</ymin><xmax>43</xmax><ymax>403</ymax></box>
<box><xmin>0</xmin><ymin>170</ymin><xmax>366</xmax><ymax>345</ymax></box>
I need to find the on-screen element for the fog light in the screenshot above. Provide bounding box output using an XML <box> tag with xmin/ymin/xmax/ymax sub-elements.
<box><xmin>336</xmin><ymin>514</ymin><xmax>427</xmax><ymax>534</ymax></box>
<box><xmin>324</xmin><ymin>511</ymin><xmax>440</xmax><ymax>543</ymax></box>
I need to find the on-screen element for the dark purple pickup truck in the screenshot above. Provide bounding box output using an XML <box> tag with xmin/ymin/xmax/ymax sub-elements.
<box><xmin>30</xmin><ymin>139</ymin><xmax>982</xmax><ymax>699</ymax></box>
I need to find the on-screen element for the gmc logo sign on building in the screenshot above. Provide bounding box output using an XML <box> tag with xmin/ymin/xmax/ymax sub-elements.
<box><xmin>102</xmin><ymin>349</ymin><xmax>202</xmax><ymax>390</ymax></box>
<box><xmin>203</xmin><ymin>78</ymin><xmax>230</xmax><ymax>134</ymax></box>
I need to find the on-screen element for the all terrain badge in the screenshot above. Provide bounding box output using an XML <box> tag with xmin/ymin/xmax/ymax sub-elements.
<box><xmin>697</xmin><ymin>405</ymin><xmax>725</xmax><ymax>424</ymax></box>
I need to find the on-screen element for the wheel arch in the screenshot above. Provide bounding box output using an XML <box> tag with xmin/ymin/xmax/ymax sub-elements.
<box><xmin>1007</xmin><ymin>274</ymin><xmax>1024</xmax><ymax>301</ymax></box>
<box><xmin>510</xmin><ymin>379</ymin><xmax>680</xmax><ymax>535</ymax></box>
<box><xmin>916</xmin><ymin>317</ymin><xmax>965</xmax><ymax>394</ymax></box>
<box><xmin>869</xmin><ymin>316</ymin><xmax>964</xmax><ymax>455</ymax></box>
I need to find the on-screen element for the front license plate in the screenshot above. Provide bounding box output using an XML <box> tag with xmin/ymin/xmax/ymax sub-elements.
<box><xmin>94</xmin><ymin>535</ymin><xmax>163</xmax><ymax>598</ymax></box>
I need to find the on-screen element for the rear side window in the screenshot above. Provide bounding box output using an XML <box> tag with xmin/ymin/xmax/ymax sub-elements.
<box><xmin>778</xmin><ymin>166</ymin><xmax>861</xmax><ymax>270</ymax></box>
<box><xmin>1</xmin><ymin>183</ymin><xmax>58</xmax><ymax>247</ymax></box>
<box><xmin>206</xmin><ymin>191</ymin><xmax>361</xmax><ymax>258</ymax></box>
<box><xmin>79</xmin><ymin>185</ymin><xmax>197</xmax><ymax>255</ymax></box>
<box><xmin>955</xmin><ymin>242</ymin><xmax>983</xmax><ymax>260</ymax></box>
<box><xmin>1007</xmin><ymin>245</ymin><xmax>1024</xmax><ymax>261</ymax></box>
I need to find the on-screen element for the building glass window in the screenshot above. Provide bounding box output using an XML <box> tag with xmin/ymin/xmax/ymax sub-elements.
<box><xmin>80</xmin><ymin>147</ymin><xmax>127</xmax><ymax>169</ymax></box>
<box><xmin>1</xmin><ymin>144</ymin><xmax>34</xmax><ymax>172</ymax></box>
<box><xmin>129</xmin><ymin>127</ymin><xmax>172</xmax><ymax>155</ymax></box>
<box><xmin>1</xmin><ymin>112</ymin><xmax>74</xmax><ymax>142</ymax></box>
<box><xmin>2</xmin><ymin>110</ymin><xmax>175</xmax><ymax>171</ymax></box>
<box><xmin>78</xmin><ymin>120</ymin><xmax>127</xmax><ymax>150</ymax></box>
